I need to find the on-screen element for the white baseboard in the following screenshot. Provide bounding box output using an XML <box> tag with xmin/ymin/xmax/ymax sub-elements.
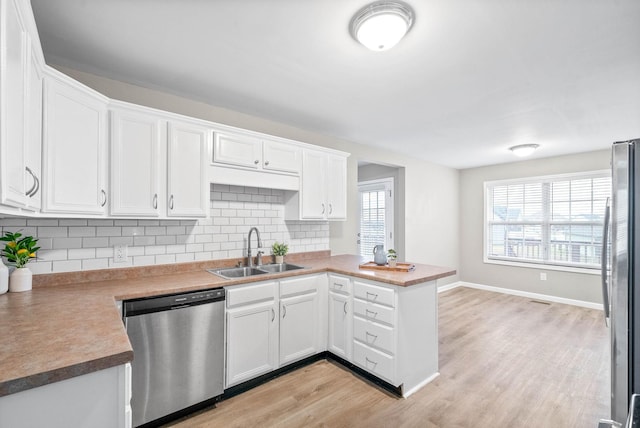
<box><xmin>438</xmin><ymin>281</ymin><xmax>603</xmax><ymax>311</ymax></box>
<box><xmin>402</xmin><ymin>372</ymin><xmax>440</xmax><ymax>398</ymax></box>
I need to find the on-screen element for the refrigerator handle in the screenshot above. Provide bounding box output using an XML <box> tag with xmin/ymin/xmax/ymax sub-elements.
<box><xmin>601</xmin><ymin>197</ymin><xmax>611</xmax><ymax>326</ymax></box>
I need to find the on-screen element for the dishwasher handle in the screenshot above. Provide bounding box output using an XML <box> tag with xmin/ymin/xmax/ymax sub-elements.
<box><xmin>124</xmin><ymin>288</ymin><xmax>225</xmax><ymax>317</ymax></box>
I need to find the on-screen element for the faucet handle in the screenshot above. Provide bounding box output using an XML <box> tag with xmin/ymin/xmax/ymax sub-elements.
<box><xmin>256</xmin><ymin>250</ymin><xmax>264</xmax><ymax>266</ymax></box>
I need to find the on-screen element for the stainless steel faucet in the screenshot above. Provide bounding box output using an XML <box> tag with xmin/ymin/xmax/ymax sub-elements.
<box><xmin>247</xmin><ymin>227</ymin><xmax>262</xmax><ymax>267</ymax></box>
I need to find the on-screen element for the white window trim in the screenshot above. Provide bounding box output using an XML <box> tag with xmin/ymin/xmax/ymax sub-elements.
<box><xmin>358</xmin><ymin>178</ymin><xmax>394</xmax><ymax>257</ymax></box>
<box><xmin>483</xmin><ymin>169</ymin><xmax>610</xmax><ymax>275</ymax></box>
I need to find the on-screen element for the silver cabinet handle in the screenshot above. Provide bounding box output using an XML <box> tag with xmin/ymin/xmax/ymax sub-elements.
<box><xmin>100</xmin><ymin>189</ymin><xmax>107</xmax><ymax>207</ymax></box>
<box><xmin>366</xmin><ymin>291</ymin><xmax>378</xmax><ymax>301</ymax></box>
<box><xmin>264</xmin><ymin>160</ymin><xmax>270</xmax><ymax>166</ymax></box>
<box><xmin>153</xmin><ymin>193</ymin><xmax>158</xmax><ymax>209</ymax></box>
<box><xmin>329</xmin><ymin>203</ymin><xmax>333</xmax><ymax>214</ymax></box>
<box><xmin>334</xmin><ymin>282</ymin><xmax>343</xmax><ymax>288</ymax></box>
<box><xmin>365</xmin><ymin>309</ymin><xmax>377</xmax><ymax>318</ymax></box>
<box><xmin>282</xmin><ymin>304</ymin><xmax>287</xmax><ymax>319</ymax></box>
<box><xmin>31</xmin><ymin>173</ymin><xmax>40</xmax><ymax>198</ymax></box>
<box><xmin>25</xmin><ymin>167</ymin><xmax>37</xmax><ymax>196</ymax></box>
<box><xmin>271</xmin><ymin>307</ymin><xmax>275</xmax><ymax>322</ymax></box>
<box><xmin>254</xmin><ymin>159</ymin><xmax>260</xmax><ymax>165</ymax></box>
<box><xmin>343</xmin><ymin>301</ymin><xmax>347</xmax><ymax>315</ymax></box>
<box><xmin>321</xmin><ymin>203</ymin><xmax>325</xmax><ymax>214</ymax></box>
<box><xmin>169</xmin><ymin>195</ymin><xmax>174</xmax><ymax>210</ymax></box>
<box><xmin>365</xmin><ymin>357</ymin><xmax>377</xmax><ymax>366</ymax></box>
<box><xmin>365</xmin><ymin>331</ymin><xmax>378</xmax><ymax>340</ymax></box>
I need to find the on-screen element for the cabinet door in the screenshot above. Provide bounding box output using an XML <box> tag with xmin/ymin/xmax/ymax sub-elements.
<box><xmin>300</xmin><ymin>150</ymin><xmax>327</xmax><ymax>219</ymax></box>
<box><xmin>24</xmin><ymin>40</ymin><xmax>43</xmax><ymax>210</ymax></box>
<box><xmin>328</xmin><ymin>291</ymin><xmax>352</xmax><ymax>360</ymax></box>
<box><xmin>167</xmin><ymin>121</ymin><xmax>208</xmax><ymax>217</ymax></box>
<box><xmin>0</xmin><ymin>0</ymin><xmax>28</xmax><ymax>208</ymax></box>
<box><xmin>110</xmin><ymin>108</ymin><xmax>163</xmax><ymax>216</ymax></box>
<box><xmin>42</xmin><ymin>74</ymin><xmax>108</xmax><ymax>215</ymax></box>
<box><xmin>226</xmin><ymin>300</ymin><xmax>279</xmax><ymax>387</ymax></box>
<box><xmin>262</xmin><ymin>139</ymin><xmax>300</xmax><ymax>174</ymax></box>
<box><xmin>213</xmin><ymin>132</ymin><xmax>261</xmax><ymax>169</ymax></box>
<box><xmin>280</xmin><ymin>290</ymin><xmax>320</xmax><ymax>365</ymax></box>
<box><xmin>327</xmin><ymin>155</ymin><xmax>347</xmax><ymax>220</ymax></box>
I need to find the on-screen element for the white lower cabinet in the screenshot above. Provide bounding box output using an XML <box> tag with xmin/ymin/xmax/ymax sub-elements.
<box><xmin>224</xmin><ymin>273</ymin><xmax>438</xmax><ymax>398</ymax></box>
<box><xmin>279</xmin><ymin>274</ymin><xmax>325</xmax><ymax>366</ymax></box>
<box><xmin>0</xmin><ymin>363</ymin><xmax>131</xmax><ymax>428</ymax></box>
<box><xmin>327</xmin><ymin>274</ymin><xmax>352</xmax><ymax>360</ymax></box>
<box><xmin>225</xmin><ymin>281</ymin><xmax>279</xmax><ymax>388</ymax></box>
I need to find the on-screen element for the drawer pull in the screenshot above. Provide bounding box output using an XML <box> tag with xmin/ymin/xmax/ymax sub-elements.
<box><xmin>334</xmin><ymin>282</ymin><xmax>343</xmax><ymax>287</ymax></box>
<box><xmin>365</xmin><ymin>331</ymin><xmax>378</xmax><ymax>342</ymax></box>
<box><xmin>365</xmin><ymin>309</ymin><xmax>378</xmax><ymax>317</ymax></box>
<box><xmin>365</xmin><ymin>357</ymin><xmax>378</xmax><ymax>367</ymax></box>
<box><xmin>366</xmin><ymin>291</ymin><xmax>378</xmax><ymax>300</ymax></box>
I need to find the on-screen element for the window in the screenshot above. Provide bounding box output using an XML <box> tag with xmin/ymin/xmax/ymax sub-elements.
<box><xmin>485</xmin><ymin>170</ymin><xmax>610</xmax><ymax>271</ymax></box>
<box><xmin>358</xmin><ymin>178</ymin><xmax>394</xmax><ymax>258</ymax></box>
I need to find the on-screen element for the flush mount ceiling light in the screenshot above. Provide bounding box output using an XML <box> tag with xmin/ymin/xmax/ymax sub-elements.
<box><xmin>350</xmin><ymin>1</ymin><xmax>415</xmax><ymax>51</ymax></box>
<box><xmin>509</xmin><ymin>144</ymin><xmax>540</xmax><ymax>157</ymax></box>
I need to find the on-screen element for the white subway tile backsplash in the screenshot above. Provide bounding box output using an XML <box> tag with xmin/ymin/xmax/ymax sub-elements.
<box><xmin>0</xmin><ymin>186</ymin><xmax>329</xmax><ymax>274</ymax></box>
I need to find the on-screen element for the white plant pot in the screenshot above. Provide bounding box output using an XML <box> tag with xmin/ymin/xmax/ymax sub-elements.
<box><xmin>9</xmin><ymin>267</ymin><xmax>32</xmax><ymax>292</ymax></box>
<box><xmin>275</xmin><ymin>255</ymin><xmax>284</xmax><ymax>264</ymax></box>
<box><xmin>388</xmin><ymin>259</ymin><xmax>397</xmax><ymax>268</ymax></box>
<box><xmin>0</xmin><ymin>259</ymin><xmax>8</xmax><ymax>295</ymax></box>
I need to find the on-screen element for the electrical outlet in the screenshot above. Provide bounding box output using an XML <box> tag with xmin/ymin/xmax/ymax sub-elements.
<box><xmin>114</xmin><ymin>245</ymin><xmax>128</xmax><ymax>263</ymax></box>
<box><xmin>540</xmin><ymin>272</ymin><xmax>547</xmax><ymax>281</ymax></box>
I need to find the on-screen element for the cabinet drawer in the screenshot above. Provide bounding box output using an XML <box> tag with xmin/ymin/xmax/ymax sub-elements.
<box><xmin>226</xmin><ymin>281</ymin><xmax>277</xmax><ymax>308</ymax></box>
<box><xmin>354</xmin><ymin>316</ymin><xmax>394</xmax><ymax>354</ymax></box>
<box><xmin>280</xmin><ymin>274</ymin><xmax>320</xmax><ymax>297</ymax></box>
<box><xmin>353</xmin><ymin>341</ymin><xmax>395</xmax><ymax>383</ymax></box>
<box><xmin>353</xmin><ymin>281</ymin><xmax>395</xmax><ymax>307</ymax></box>
<box><xmin>328</xmin><ymin>274</ymin><xmax>350</xmax><ymax>294</ymax></box>
<box><xmin>353</xmin><ymin>299</ymin><xmax>395</xmax><ymax>326</ymax></box>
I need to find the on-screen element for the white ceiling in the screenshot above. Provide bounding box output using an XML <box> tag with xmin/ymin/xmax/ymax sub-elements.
<box><xmin>30</xmin><ymin>0</ymin><xmax>640</xmax><ymax>169</ymax></box>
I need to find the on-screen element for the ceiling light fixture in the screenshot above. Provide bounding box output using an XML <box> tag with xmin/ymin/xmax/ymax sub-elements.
<box><xmin>509</xmin><ymin>144</ymin><xmax>540</xmax><ymax>157</ymax></box>
<box><xmin>350</xmin><ymin>1</ymin><xmax>415</xmax><ymax>51</ymax></box>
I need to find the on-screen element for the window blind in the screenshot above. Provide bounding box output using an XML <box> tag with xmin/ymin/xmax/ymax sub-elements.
<box><xmin>486</xmin><ymin>171</ymin><xmax>610</xmax><ymax>269</ymax></box>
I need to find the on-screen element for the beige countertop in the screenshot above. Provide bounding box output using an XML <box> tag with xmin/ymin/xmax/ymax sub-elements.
<box><xmin>0</xmin><ymin>253</ymin><xmax>455</xmax><ymax>397</ymax></box>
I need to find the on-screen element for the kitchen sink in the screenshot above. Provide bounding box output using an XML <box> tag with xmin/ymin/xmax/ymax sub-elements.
<box><xmin>207</xmin><ymin>267</ymin><xmax>269</xmax><ymax>279</ymax></box>
<box><xmin>207</xmin><ymin>263</ymin><xmax>306</xmax><ymax>279</ymax></box>
<box><xmin>257</xmin><ymin>263</ymin><xmax>306</xmax><ymax>273</ymax></box>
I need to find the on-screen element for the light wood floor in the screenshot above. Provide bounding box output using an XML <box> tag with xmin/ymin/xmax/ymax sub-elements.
<box><xmin>168</xmin><ymin>287</ymin><xmax>610</xmax><ymax>428</ymax></box>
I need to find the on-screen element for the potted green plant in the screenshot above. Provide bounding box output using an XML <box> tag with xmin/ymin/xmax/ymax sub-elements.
<box><xmin>272</xmin><ymin>241</ymin><xmax>289</xmax><ymax>264</ymax></box>
<box><xmin>387</xmin><ymin>249</ymin><xmax>398</xmax><ymax>268</ymax></box>
<box><xmin>1</xmin><ymin>231</ymin><xmax>39</xmax><ymax>292</ymax></box>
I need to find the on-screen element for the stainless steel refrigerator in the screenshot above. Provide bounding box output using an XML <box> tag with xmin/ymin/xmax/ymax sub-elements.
<box><xmin>601</xmin><ymin>139</ymin><xmax>640</xmax><ymax>427</ymax></box>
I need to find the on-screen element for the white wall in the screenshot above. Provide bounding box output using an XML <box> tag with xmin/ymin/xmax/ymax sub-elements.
<box><xmin>50</xmin><ymin>65</ymin><xmax>460</xmax><ymax>282</ymax></box>
<box><xmin>459</xmin><ymin>149</ymin><xmax>610</xmax><ymax>303</ymax></box>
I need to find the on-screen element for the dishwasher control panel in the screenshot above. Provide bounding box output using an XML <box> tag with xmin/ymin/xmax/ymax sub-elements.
<box><xmin>123</xmin><ymin>288</ymin><xmax>226</xmax><ymax>317</ymax></box>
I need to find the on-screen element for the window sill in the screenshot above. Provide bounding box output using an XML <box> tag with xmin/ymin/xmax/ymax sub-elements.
<box><xmin>483</xmin><ymin>257</ymin><xmax>601</xmax><ymax>275</ymax></box>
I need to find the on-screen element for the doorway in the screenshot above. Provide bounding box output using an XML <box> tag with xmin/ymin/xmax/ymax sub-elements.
<box><xmin>358</xmin><ymin>178</ymin><xmax>394</xmax><ymax>258</ymax></box>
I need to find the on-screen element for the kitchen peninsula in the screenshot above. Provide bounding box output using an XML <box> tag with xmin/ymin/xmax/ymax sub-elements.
<box><xmin>0</xmin><ymin>253</ymin><xmax>454</xmax><ymax>428</ymax></box>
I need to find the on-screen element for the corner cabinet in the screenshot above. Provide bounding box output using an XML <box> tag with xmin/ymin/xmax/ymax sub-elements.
<box><xmin>0</xmin><ymin>0</ymin><xmax>43</xmax><ymax>212</ymax></box>
<box><xmin>284</xmin><ymin>149</ymin><xmax>349</xmax><ymax>221</ymax></box>
<box><xmin>42</xmin><ymin>70</ymin><xmax>108</xmax><ymax>215</ymax></box>
<box><xmin>167</xmin><ymin>120</ymin><xmax>209</xmax><ymax>217</ymax></box>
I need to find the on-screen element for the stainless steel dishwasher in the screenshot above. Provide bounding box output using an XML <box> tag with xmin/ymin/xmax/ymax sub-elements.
<box><xmin>123</xmin><ymin>288</ymin><xmax>225</xmax><ymax>427</ymax></box>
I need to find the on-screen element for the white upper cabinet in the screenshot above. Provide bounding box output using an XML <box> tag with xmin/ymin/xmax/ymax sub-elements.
<box><xmin>110</xmin><ymin>106</ymin><xmax>163</xmax><ymax>217</ymax></box>
<box><xmin>42</xmin><ymin>71</ymin><xmax>108</xmax><ymax>215</ymax></box>
<box><xmin>213</xmin><ymin>131</ymin><xmax>300</xmax><ymax>175</ymax></box>
<box><xmin>0</xmin><ymin>0</ymin><xmax>42</xmax><ymax>211</ymax></box>
<box><xmin>326</xmin><ymin>155</ymin><xmax>347</xmax><ymax>219</ymax></box>
<box><xmin>167</xmin><ymin>120</ymin><xmax>209</xmax><ymax>217</ymax></box>
<box><xmin>285</xmin><ymin>148</ymin><xmax>349</xmax><ymax>221</ymax></box>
